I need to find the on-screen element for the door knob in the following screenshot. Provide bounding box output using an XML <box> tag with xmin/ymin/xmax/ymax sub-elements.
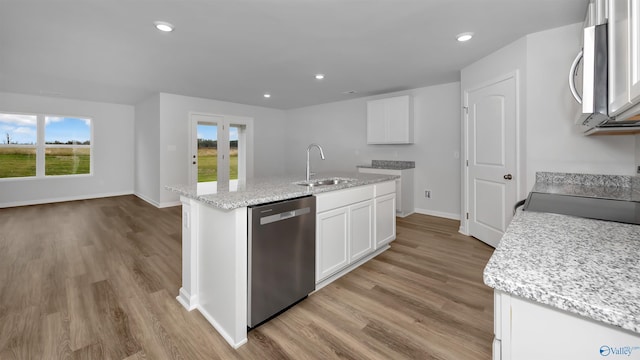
<box><xmin>503</xmin><ymin>174</ymin><xmax>513</xmax><ymax>180</ymax></box>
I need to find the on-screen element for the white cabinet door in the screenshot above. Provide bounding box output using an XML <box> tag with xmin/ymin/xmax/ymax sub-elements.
<box><xmin>629</xmin><ymin>0</ymin><xmax>640</xmax><ymax>103</ymax></box>
<box><xmin>316</xmin><ymin>207</ymin><xmax>349</xmax><ymax>282</ymax></box>
<box><xmin>375</xmin><ymin>193</ymin><xmax>396</xmax><ymax>248</ymax></box>
<box><xmin>366</xmin><ymin>95</ymin><xmax>413</xmax><ymax>144</ymax></box>
<box><xmin>349</xmin><ymin>200</ymin><xmax>374</xmax><ymax>262</ymax></box>
<box><xmin>609</xmin><ymin>0</ymin><xmax>632</xmax><ymax>115</ymax></box>
<box><xmin>386</xmin><ymin>95</ymin><xmax>411</xmax><ymax>143</ymax></box>
<box><xmin>366</xmin><ymin>100</ymin><xmax>387</xmax><ymax>144</ymax></box>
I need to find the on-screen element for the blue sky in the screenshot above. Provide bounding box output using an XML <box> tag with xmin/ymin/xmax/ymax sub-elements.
<box><xmin>198</xmin><ymin>124</ymin><xmax>239</xmax><ymax>141</ymax></box>
<box><xmin>45</xmin><ymin>117</ymin><xmax>90</xmax><ymax>143</ymax></box>
<box><xmin>0</xmin><ymin>113</ymin><xmax>37</xmax><ymax>144</ymax></box>
<box><xmin>0</xmin><ymin>114</ymin><xmax>90</xmax><ymax>144</ymax></box>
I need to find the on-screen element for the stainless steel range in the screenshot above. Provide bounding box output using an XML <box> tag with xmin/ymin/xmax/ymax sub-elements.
<box><xmin>523</xmin><ymin>191</ymin><xmax>640</xmax><ymax>225</ymax></box>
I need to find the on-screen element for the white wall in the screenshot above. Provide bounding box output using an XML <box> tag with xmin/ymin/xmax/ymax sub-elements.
<box><xmin>0</xmin><ymin>92</ymin><xmax>135</xmax><ymax>207</ymax></box>
<box><xmin>157</xmin><ymin>93</ymin><xmax>287</xmax><ymax>206</ymax></box>
<box><xmin>525</xmin><ymin>23</ymin><xmax>636</xmax><ymax>190</ymax></box>
<box><xmin>134</xmin><ymin>94</ymin><xmax>160</xmax><ymax>205</ymax></box>
<box><xmin>284</xmin><ymin>82</ymin><xmax>462</xmax><ymax>219</ymax></box>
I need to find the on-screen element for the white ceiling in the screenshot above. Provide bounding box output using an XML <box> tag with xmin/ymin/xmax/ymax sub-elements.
<box><xmin>0</xmin><ymin>0</ymin><xmax>588</xmax><ymax>109</ymax></box>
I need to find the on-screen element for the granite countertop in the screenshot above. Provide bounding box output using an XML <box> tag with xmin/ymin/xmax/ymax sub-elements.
<box><xmin>484</xmin><ymin>171</ymin><xmax>640</xmax><ymax>334</ymax></box>
<box><xmin>356</xmin><ymin>160</ymin><xmax>415</xmax><ymax>170</ymax></box>
<box><xmin>166</xmin><ymin>172</ymin><xmax>399</xmax><ymax>210</ymax></box>
<box><xmin>484</xmin><ymin>211</ymin><xmax>640</xmax><ymax>334</ymax></box>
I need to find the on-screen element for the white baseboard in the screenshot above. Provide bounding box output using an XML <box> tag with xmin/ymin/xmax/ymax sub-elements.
<box><xmin>159</xmin><ymin>200</ymin><xmax>182</xmax><ymax>208</ymax></box>
<box><xmin>0</xmin><ymin>190</ymin><xmax>134</xmax><ymax>208</ymax></box>
<box><xmin>314</xmin><ymin>244</ymin><xmax>390</xmax><ymax>292</ymax></box>
<box><xmin>197</xmin><ymin>305</ymin><xmax>247</xmax><ymax>349</ymax></box>
<box><xmin>134</xmin><ymin>193</ymin><xmax>181</xmax><ymax>208</ymax></box>
<box><xmin>176</xmin><ymin>288</ymin><xmax>198</xmax><ymax>311</ymax></box>
<box><xmin>134</xmin><ymin>193</ymin><xmax>160</xmax><ymax>207</ymax></box>
<box><xmin>414</xmin><ymin>208</ymin><xmax>461</xmax><ymax>220</ymax></box>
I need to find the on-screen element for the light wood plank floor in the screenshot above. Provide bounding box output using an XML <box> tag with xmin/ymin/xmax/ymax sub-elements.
<box><xmin>0</xmin><ymin>195</ymin><xmax>495</xmax><ymax>359</ymax></box>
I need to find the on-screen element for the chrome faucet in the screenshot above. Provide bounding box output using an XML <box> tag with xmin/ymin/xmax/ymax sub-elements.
<box><xmin>306</xmin><ymin>143</ymin><xmax>325</xmax><ymax>182</ymax></box>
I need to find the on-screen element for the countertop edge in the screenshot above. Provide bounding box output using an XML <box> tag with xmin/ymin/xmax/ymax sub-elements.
<box><xmin>166</xmin><ymin>174</ymin><xmax>400</xmax><ymax>210</ymax></box>
<box><xmin>483</xmin><ymin>272</ymin><xmax>639</xmax><ymax>334</ymax></box>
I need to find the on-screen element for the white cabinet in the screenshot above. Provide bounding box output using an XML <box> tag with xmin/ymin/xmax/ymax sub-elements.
<box><xmin>358</xmin><ymin>167</ymin><xmax>414</xmax><ymax>217</ymax></box>
<box><xmin>608</xmin><ymin>0</ymin><xmax>640</xmax><ymax>117</ymax></box>
<box><xmin>609</xmin><ymin>0</ymin><xmax>633</xmax><ymax>115</ymax></box>
<box><xmin>315</xmin><ymin>182</ymin><xmax>396</xmax><ymax>284</ymax></box>
<box><xmin>315</xmin><ymin>186</ymin><xmax>375</xmax><ymax>282</ymax></box>
<box><xmin>367</xmin><ymin>95</ymin><xmax>414</xmax><ymax>144</ymax></box>
<box><xmin>316</xmin><ymin>207</ymin><xmax>349</xmax><ymax>280</ymax></box>
<box><xmin>629</xmin><ymin>1</ymin><xmax>640</xmax><ymax>102</ymax></box>
<box><xmin>492</xmin><ymin>290</ymin><xmax>640</xmax><ymax>360</ymax></box>
<box><xmin>349</xmin><ymin>200</ymin><xmax>374</xmax><ymax>261</ymax></box>
<box><xmin>316</xmin><ymin>199</ymin><xmax>374</xmax><ymax>281</ymax></box>
<box><xmin>375</xmin><ymin>193</ymin><xmax>396</xmax><ymax>248</ymax></box>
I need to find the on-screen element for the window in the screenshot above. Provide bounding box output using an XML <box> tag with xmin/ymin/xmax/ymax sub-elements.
<box><xmin>45</xmin><ymin>116</ymin><xmax>91</xmax><ymax>176</ymax></box>
<box><xmin>0</xmin><ymin>112</ymin><xmax>92</xmax><ymax>179</ymax></box>
<box><xmin>0</xmin><ymin>113</ymin><xmax>37</xmax><ymax>178</ymax></box>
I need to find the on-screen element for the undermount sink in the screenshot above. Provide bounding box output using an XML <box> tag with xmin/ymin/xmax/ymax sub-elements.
<box><xmin>296</xmin><ymin>178</ymin><xmax>354</xmax><ymax>187</ymax></box>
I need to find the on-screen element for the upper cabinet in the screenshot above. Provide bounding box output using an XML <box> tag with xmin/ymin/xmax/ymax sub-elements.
<box><xmin>609</xmin><ymin>0</ymin><xmax>640</xmax><ymax>118</ymax></box>
<box><xmin>629</xmin><ymin>1</ymin><xmax>640</xmax><ymax>103</ymax></box>
<box><xmin>366</xmin><ymin>95</ymin><xmax>414</xmax><ymax>144</ymax></box>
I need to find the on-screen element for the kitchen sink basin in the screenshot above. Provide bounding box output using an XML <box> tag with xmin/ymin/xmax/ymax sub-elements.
<box><xmin>296</xmin><ymin>178</ymin><xmax>355</xmax><ymax>187</ymax></box>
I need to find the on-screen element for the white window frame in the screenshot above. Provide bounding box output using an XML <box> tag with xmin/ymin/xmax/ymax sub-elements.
<box><xmin>0</xmin><ymin>111</ymin><xmax>94</xmax><ymax>180</ymax></box>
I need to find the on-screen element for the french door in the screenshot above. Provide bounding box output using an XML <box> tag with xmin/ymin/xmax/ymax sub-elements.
<box><xmin>189</xmin><ymin>113</ymin><xmax>253</xmax><ymax>186</ymax></box>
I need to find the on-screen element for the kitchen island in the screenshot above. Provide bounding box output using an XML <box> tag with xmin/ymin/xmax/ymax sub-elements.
<box><xmin>484</xmin><ymin>172</ymin><xmax>640</xmax><ymax>359</ymax></box>
<box><xmin>167</xmin><ymin>172</ymin><xmax>398</xmax><ymax>348</ymax></box>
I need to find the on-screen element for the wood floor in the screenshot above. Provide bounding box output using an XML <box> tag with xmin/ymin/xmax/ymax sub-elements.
<box><xmin>0</xmin><ymin>195</ymin><xmax>495</xmax><ymax>360</ymax></box>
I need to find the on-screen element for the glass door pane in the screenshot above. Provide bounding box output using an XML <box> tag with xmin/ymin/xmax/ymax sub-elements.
<box><xmin>197</xmin><ymin>123</ymin><xmax>218</xmax><ymax>182</ymax></box>
<box><xmin>229</xmin><ymin>125</ymin><xmax>239</xmax><ymax>180</ymax></box>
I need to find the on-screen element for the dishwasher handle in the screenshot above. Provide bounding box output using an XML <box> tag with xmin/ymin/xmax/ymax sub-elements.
<box><xmin>259</xmin><ymin>207</ymin><xmax>311</xmax><ymax>225</ymax></box>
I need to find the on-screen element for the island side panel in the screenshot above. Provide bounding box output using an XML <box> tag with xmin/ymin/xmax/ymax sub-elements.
<box><xmin>177</xmin><ymin>196</ymin><xmax>199</xmax><ymax>310</ymax></box>
<box><xmin>197</xmin><ymin>203</ymin><xmax>248</xmax><ymax>349</ymax></box>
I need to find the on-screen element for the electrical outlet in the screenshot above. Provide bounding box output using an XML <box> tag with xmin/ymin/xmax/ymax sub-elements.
<box><xmin>637</xmin><ymin>165</ymin><xmax>640</xmax><ymax>174</ymax></box>
<box><xmin>425</xmin><ymin>190</ymin><xmax>431</xmax><ymax>198</ymax></box>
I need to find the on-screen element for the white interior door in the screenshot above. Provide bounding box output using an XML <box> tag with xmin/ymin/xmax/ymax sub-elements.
<box><xmin>466</xmin><ymin>75</ymin><xmax>517</xmax><ymax>248</ymax></box>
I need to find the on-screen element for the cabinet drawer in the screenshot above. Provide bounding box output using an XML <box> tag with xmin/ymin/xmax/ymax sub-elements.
<box><xmin>316</xmin><ymin>185</ymin><xmax>374</xmax><ymax>213</ymax></box>
<box><xmin>374</xmin><ymin>181</ymin><xmax>396</xmax><ymax>197</ymax></box>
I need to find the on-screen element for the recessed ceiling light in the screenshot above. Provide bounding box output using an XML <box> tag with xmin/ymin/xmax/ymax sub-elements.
<box><xmin>263</xmin><ymin>93</ymin><xmax>271</xmax><ymax>98</ymax></box>
<box><xmin>154</xmin><ymin>21</ymin><xmax>174</xmax><ymax>32</ymax></box>
<box><xmin>315</xmin><ymin>74</ymin><xmax>325</xmax><ymax>80</ymax></box>
<box><xmin>456</xmin><ymin>32</ymin><xmax>474</xmax><ymax>42</ymax></box>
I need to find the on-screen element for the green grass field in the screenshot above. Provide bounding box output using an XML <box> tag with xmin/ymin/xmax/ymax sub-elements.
<box><xmin>0</xmin><ymin>147</ymin><xmax>90</xmax><ymax>178</ymax></box>
<box><xmin>1</xmin><ymin>147</ymin><xmax>235</xmax><ymax>181</ymax></box>
<box><xmin>198</xmin><ymin>147</ymin><xmax>238</xmax><ymax>182</ymax></box>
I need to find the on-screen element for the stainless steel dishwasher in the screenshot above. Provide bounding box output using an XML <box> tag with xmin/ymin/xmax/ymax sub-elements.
<box><xmin>248</xmin><ymin>195</ymin><xmax>316</xmax><ymax>328</ymax></box>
